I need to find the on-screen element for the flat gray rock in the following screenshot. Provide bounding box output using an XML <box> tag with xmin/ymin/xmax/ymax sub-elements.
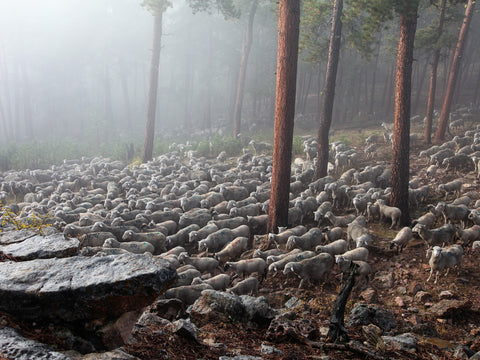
<box><xmin>0</xmin><ymin>253</ymin><xmax>176</xmax><ymax>321</ymax></box>
<box><xmin>0</xmin><ymin>229</ymin><xmax>37</xmax><ymax>245</ymax></box>
<box><xmin>0</xmin><ymin>233</ymin><xmax>80</xmax><ymax>260</ymax></box>
<box><xmin>0</xmin><ymin>326</ymin><xmax>71</xmax><ymax>360</ymax></box>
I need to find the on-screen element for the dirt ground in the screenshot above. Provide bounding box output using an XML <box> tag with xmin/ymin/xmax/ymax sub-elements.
<box><xmin>3</xmin><ymin>123</ymin><xmax>480</xmax><ymax>359</ymax></box>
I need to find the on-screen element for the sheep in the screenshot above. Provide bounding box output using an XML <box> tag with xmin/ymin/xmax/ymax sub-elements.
<box><xmin>188</xmin><ymin>223</ymin><xmax>219</xmax><ymax>244</ymax></box>
<box><xmin>375</xmin><ymin>199</ymin><xmax>401</xmax><ymax>229</ymax></box>
<box><xmin>336</xmin><ymin>258</ymin><xmax>372</xmax><ymax>291</ymax></box>
<box><xmin>173</xmin><ymin>268</ymin><xmax>202</xmax><ymax>287</ymax></box>
<box><xmin>335</xmin><ymin>247</ymin><xmax>369</xmax><ymax>263</ymax></box>
<box><xmin>155</xmin><ymin>220</ymin><xmax>178</xmax><ymax>235</ymax></box>
<box><xmin>411</xmin><ymin>212</ymin><xmax>437</xmax><ymax>228</ymax></box>
<box><xmin>468</xmin><ymin>209</ymin><xmax>480</xmax><ymax>225</ymax></box>
<box><xmin>214</xmin><ymin>236</ymin><xmax>249</xmax><ymax>263</ymax></box>
<box><xmin>427</xmin><ymin>244</ymin><xmax>463</xmax><ymax>284</ymax></box>
<box><xmin>430</xmin><ymin>148</ymin><xmax>454</xmax><ymax>165</ymax></box>
<box><xmin>437</xmin><ymin>179</ymin><xmax>463</xmax><ymax>200</ymax></box>
<box><xmin>472</xmin><ymin>241</ymin><xmax>480</xmax><ymax>251</ymax></box>
<box><xmin>313</xmin><ymin>201</ymin><xmax>333</xmax><ymax>225</ymax></box>
<box><xmin>122</xmin><ymin>230</ymin><xmax>167</xmax><ymax>254</ymax></box>
<box><xmin>209</xmin><ymin>216</ymin><xmax>247</xmax><ymax>229</ymax></box>
<box><xmin>324</xmin><ymin>211</ymin><xmax>356</xmax><ymax>227</ymax></box>
<box><xmin>219</xmin><ymin>184</ymin><xmax>249</xmax><ymax>202</ymax></box>
<box><xmin>381</xmin><ymin>122</ymin><xmax>394</xmax><ymax>132</ymax></box>
<box><xmin>452</xmin><ymin>195</ymin><xmax>471</xmax><ymax>206</ymax></box>
<box><xmin>78</xmin><ymin>231</ymin><xmax>116</xmax><ymax>247</ymax></box>
<box><xmin>286</xmin><ymin>227</ymin><xmax>324</xmax><ymax>251</ymax></box>
<box><xmin>253</xmin><ymin>248</ymin><xmax>285</xmax><ymax>260</ymax></box>
<box><xmin>247</xmin><ymin>214</ymin><xmax>269</xmax><ymax>235</ymax></box>
<box><xmin>456</xmin><ymin>225</ymin><xmax>480</xmax><ymax>246</ymax></box>
<box><xmin>315</xmin><ymin>239</ymin><xmax>348</xmax><ymax>256</ymax></box>
<box><xmin>426</xmin><ymin>164</ymin><xmax>438</xmax><ymax>178</ymax></box>
<box><xmin>177</xmin><ymin>252</ymin><xmax>219</xmax><ymax>275</ymax></box>
<box><xmin>442</xmin><ymin>154</ymin><xmax>474</xmax><ymax>173</ymax></box>
<box><xmin>283</xmin><ymin>253</ymin><xmax>334</xmax><ymax>288</ymax></box>
<box><xmin>225</xmin><ymin>258</ymin><xmax>267</xmax><ymax>280</ymax></box>
<box><xmin>103</xmin><ymin>238</ymin><xmax>155</xmax><ymax>254</ymax></box>
<box><xmin>198</xmin><ymin>228</ymin><xmax>235</xmax><ymax>253</ymax></box>
<box><xmin>164</xmin><ymin>283</ymin><xmax>213</xmax><ymax>305</ymax></box>
<box><xmin>434</xmin><ymin>202</ymin><xmax>470</xmax><ymax>228</ymax></box>
<box><xmin>352</xmin><ymin>195</ymin><xmax>369</xmax><ymax>216</ymax></box>
<box><xmin>390</xmin><ymin>227</ymin><xmax>413</xmax><ymax>253</ymax></box>
<box><xmin>322</xmin><ymin>226</ymin><xmax>344</xmax><ymax>243</ymax></box>
<box><xmin>167</xmin><ymin>224</ymin><xmax>201</xmax><ymax>249</ymax></box>
<box><xmin>412</xmin><ymin>223</ymin><xmax>456</xmax><ymax>247</ymax></box>
<box><xmin>294</xmin><ymin>196</ymin><xmax>318</xmax><ymax>222</ymax></box>
<box><xmin>229</xmin><ymin>203</ymin><xmax>261</xmax><ymax>218</ymax></box>
<box><xmin>267</xmin><ymin>225</ymin><xmax>308</xmax><ymax>248</ymax></box>
<box><xmin>227</xmin><ymin>276</ymin><xmax>258</xmax><ymax>296</ymax></box>
<box><xmin>366</xmin><ymin>201</ymin><xmax>380</xmax><ymax>222</ymax></box>
<box><xmin>191</xmin><ymin>274</ymin><xmax>231</xmax><ymax>291</ymax></box>
<box><xmin>267</xmin><ymin>250</ymin><xmax>315</xmax><ymax>274</ymax></box>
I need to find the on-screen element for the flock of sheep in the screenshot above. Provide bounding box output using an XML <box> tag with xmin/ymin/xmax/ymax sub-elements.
<box><xmin>1</xmin><ymin>103</ymin><xmax>479</xmax><ymax>309</ymax></box>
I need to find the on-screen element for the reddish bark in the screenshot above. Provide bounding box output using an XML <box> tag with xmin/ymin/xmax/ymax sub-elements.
<box><xmin>390</xmin><ymin>4</ymin><xmax>418</xmax><ymax>226</ymax></box>
<box><xmin>314</xmin><ymin>0</ymin><xmax>343</xmax><ymax>180</ymax></box>
<box><xmin>435</xmin><ymin>0</ymin><xmax>475</xmax><ymax>142</ymax></box>
<box><xmin>267</xmin><ymin>0</ymin><xmax>300</xmax><ymax>234</ymax></box>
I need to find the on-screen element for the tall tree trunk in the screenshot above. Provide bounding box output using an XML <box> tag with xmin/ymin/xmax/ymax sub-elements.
<box><xmin>142</xmin><ymin>12</ymin><xmax>163</xmax><ymax>163</ymax></box>
<box><xmin>435</xmin><ymin>0</ymin><xmax>475</xmax><ymax>142</ymax></box>
<box><xmin>233</xmin><ymin>0</ymin><xmax>259</xmax><ymax>137</ymax></box>
<box><xmin>390</xmin><ymin>4</ymin><xmax>418</xmax><ymax>227</ymax></box>
<box><xmin>424</xmin><ymin>0</ymin><xmax>447</xmax><ymax>144</ymax></box>
<box><xmin>314</xmin><ymin>0</ymin><xmax>343</xmax><ymax>179</ymax></box>
<box><xmin>267</xmin><ymin>0</ymin><xmax>300</xmax><ymax>234</ymax></box>
<box><xmin>413</xmin><ymin>58</ymin><xmax>429</xmax><ymax>114</ymax></box>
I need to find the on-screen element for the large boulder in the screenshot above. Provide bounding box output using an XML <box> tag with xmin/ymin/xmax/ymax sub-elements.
<box><xmin>0</xmin><ymin>233</ymin><xmax>80</xmax><ymax>260</ymax></box>
<box><xmin>0</xmin><ymin>327</ymin><xmax>71</xmax><ymax>360</ymax></box>
<box><xmin>0</xmin><ymin>253</ymin><xmax>176</xmax><ymax>322</ymax></box>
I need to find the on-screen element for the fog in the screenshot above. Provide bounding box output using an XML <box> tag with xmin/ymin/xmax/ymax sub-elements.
<box><xmin>0</xmin><ymin>0</ymin><xmax>277</xmax><ymax>145</ymax></box>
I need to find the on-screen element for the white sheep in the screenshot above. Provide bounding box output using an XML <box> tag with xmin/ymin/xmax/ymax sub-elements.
<box><xmin>323</xmin><ymin>226</ymin><xmax>344</xmax><ymax>243</ymax></box>
<box><xmin>103</xmin><ymin>238</ymin><xmax>154</xmax><ymax>254</ymax></box>
<box><xmin>214</xmin><ymin>236</ymin><xmax>249</xmax><ymax>263</ymax></box>
<box><xmin>191</xmin><ymin>274</ymin><xmax>231</xmax><ymax>291</ymax></box>
<box><xmin>412</xmin><ymin>223</ymin><xmax>456</xmax><ymax>248</ymax></box>
<box><xmin>225</xmin><ymin>258</ymin><xmax>267</xmax><ymax>280</ymax></box>
<box><xmin>286</xmin><ymin>227</ymin><xmax>324</xmax><ymax>251</ymax></box>
<box><xmin>437</xmin><ymin>179</ymin><xmax>462</xmax><ymax>200</ymax></box>
<box><xmin>411</xmin><ymin>212</ymin><xmax>437</xmax><ymax>229</ymax></box>
<box><xmin>335</xmin><ymin>247</ymin><xmax>369</xmax><ymax>263</ymax></box>
<box><xmin>227</xmin><ymin>276</ymin><xmax>258</xmax><ymax>296</ymax></box>
<box><xmin>283</xmin><ymin>253</ymin><xmax>334</xmax><ymax>288</ymax></box>
<box><xmin>434</xmin><ymin>202</ymin><xmax>470</xmax><ymax>228</ymax></box>
<box><xmin>178</xmin><ymin>252</ymin><xmax>219</xmax><ymax>275</ymax></box>
<box><xmin>336</xmin><ymin>258</ymin><xmax>372</xmax><ymax>291</ymax></box>
<box><xmin>267</xmin><ymin>225</ymin><xmax>308</xmax><ymax>248</ymax></box>
<box><xmin>122</xmin><ymin>230</ymin><xmax>167</xmax><ymax>255</ymax></box>
<box><xmin>427</xmin><ymin>245</ymin><xmax>463</xmax><ymax>284</ymax></box>
<box><xmin>375</xmin><ymin>199</ymin><xmax>401</xmax><ymax>229</ymax></box>
<box><xmin>324</xmin><ymin>211</ymin><xmax>356</xmax><ymax>227</ymax></box>
<box><xmin>315</xmin><ymin>239</ymin><xmax>348</xmax><ymax>256</ymax></box>
<box><xmin>456</xmin><ymin>225</ymin><xmax>480</xmax><ymax>246</ymax></box>
<box><xmin>390</xmin><ymin>226</ymin><xmax>413</xmax><ymax>253</ymax></box>
<box><xmin>267</xmin><ymin>250</ymin><xmax>315</xmax><ymax>274</ymax></box>
<box><xmin>253</xmin><ymin>248</ymin><xmax>285</xmax><ymax>260</ymax></box>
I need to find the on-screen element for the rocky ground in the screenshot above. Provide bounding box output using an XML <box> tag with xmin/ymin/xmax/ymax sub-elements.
<box><xmin>1</xmin><ymin>122</ymin><xmax>480</xmax><ymax>360</ymax></box>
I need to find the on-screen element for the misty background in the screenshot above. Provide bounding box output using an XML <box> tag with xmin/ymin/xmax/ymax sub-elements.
<box><xmin>0</xmin><ymin>0</ymin><xmax>479</xmax><ymax>156</ymax></box>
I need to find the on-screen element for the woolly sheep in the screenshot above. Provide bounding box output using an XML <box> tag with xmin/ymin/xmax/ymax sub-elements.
<box><xmin>177</xmin><ymin>252</ymin><xmax>219</xmax><ymax>275</ymax></box>
<box><xmin>336</xmin><ymin>258</ymin><xmax>372</xmax><ymax>291</ymax></box>
<box><xmin>437</xmin><ymin>179</ymin><xmax>462</xmax><ymax>200</ymax></box>
<box><xmin>335</xmin><ymin>247</ymin><xmax>369</xmax><ymax>263</ymax></box>
<box><xmin>227</xmin><ymin>276</ymin><xmax>258</xmax><ymax>296</ymax></box>
<box><xmin>122</xmin><ymin>230</ymin><xmax>167</xmax><ymax>254</ymax></box>
<box><xmin>253</xmin><ymin>248</ymin><xmax>285</xmax><ymax>260</ymax></box>
<box><xmin>286</xmin><ymin>227</ymin><xmax>324</xmax><ymax>251</ymax></box>
<box><xmin>390</xmin><ymin>226</ymin><xmax>413</xmax><ymax>253</ymax></box>
<box><xmin>283</xmin><ymin>253</ymin><xmax>334</xmax><ymax>288</ymax></box>
<box><xmin>267</xmin><ymin>250</ymin><xmax>314</xmax><ymax>273</ymax></box>
<box><xmin>173</xmin><ymin>268</ymin><xmax>201</xmax><ymax>287</ymax></box>
<box><xmin>456</xmin><ymin>225</ymin><xmax>480</xmax><ymax>246</ymax></box>
<box><xmin>427</xmin><ymin>245</ymin><xmax>463</xmax><ymax>284</ymax></box>
<box><xmin>324</xmin><ymin>211</ymin><xmax>356</xmax><ymax>227</ymax></box>
<box><xmin>411</xmin><ymin>212</ymin><xmax>437</xmax><ymax>229</ymax></box>
<box><xmin>375</xmin><ymin>199</ymin><xmax>401</xmax><ymax>229</ymax></box>
<box><xmin>267</xmin><ymin>225</ymin><xmax>307</xmax><ymax>248</ymax></box>
<box><xmin>188</xmin><ymin>223</ymin><xmax>219</xmax><ymax>244</ymax></box>
<box><xmin>214</xmin><ymin>236</ymin><xmax>249</xmax><ymax>263</ymax></box>
<box><xmin>315</xmin><ymin>239</ymin><xmax>348</xmax><ymax>256</ymax></box>
<box><xmin>225</xmin><ymin>258</ymin><xmax>267</xmax><ymax>280</ymax></box>
<box><xmin>191</xmin><ymin>274</ymin><xmax>231</xmax><ymax>291</ymax></box>
<box><xmin>412</xmin><ymin>223</ymin><xmax>456</xmax><ymax>248</ymax></box>
<box><xmin>164</xmin><ymin>283</ymin><xmax>213</xmax><ymax>305</ymax></box>
<box><xmin>434</xmin><ymin>202</ymin><xmax>470</xmax><ymax>228</ymax></box>
<box><xmin>103</xmin><ymin>238</ymin><xmax>154</xmax><ymax>254</ymax></box>
<box><xmin>323</xmin><ymin>226</ymin><xmax>344</xmax><ymax>243</ymax></box>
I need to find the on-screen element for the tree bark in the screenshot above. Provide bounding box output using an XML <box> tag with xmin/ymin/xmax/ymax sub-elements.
<box><xmin>314</xmin><ymin>0</ymin><xmax>343</xmax><ymax>179</ymax></box>
<box><xmin>424</xmin><ymin>0</ymin><xmax>447</xmax><ymax>144</ymax></box>
<box><xmin>267</xmin><ymin>0</ymin><xmax>300</xmax><ymax>234</ymax></box>
<box><xmin>435</xmin><ymin>0</ymin><xmax>475</xmax><ymax>142</ymax></box>
<box><xmin>232</xmin><ymin>0</ymin><xmax>259</xmax><ymax>137</ymax></box>
<box><xmin>390</xmin><ymin>4</ymin><xmax>418</xmax><ymax>227</ymax></box>
<box><xmin>142</xmin><ymin>11</ymin><xmax>163</xmax><ymax>163</ymax></box>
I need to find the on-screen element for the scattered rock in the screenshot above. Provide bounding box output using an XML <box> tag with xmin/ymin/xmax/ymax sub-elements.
<box><xmin>408</xmin><ymin>281</ymin><xmax>423</xmax><ymax>296</ymax></box>
<box><xmin>395</xmin><ymin>296</ymin><xmax>406</xmax><ymax>307</ymax></box>
<box><xmin>219</xmin><ymin>356</ymin><xmax>263</xmax><ymax>360</ymax></box>
<box><xmin>65</xmin><ymin>348</ymin><xmax>140</xmax><ymax>360</ymax></box>
<box><xmin>428</xmin><ymin>299</ymin><xmax>471</xmax><ymax>319</ymax></box>
<box><xmin>0</xmin><ymin>253</ymin><xmax>176</xmax><ymax>321</ymax></box>
<box><xmin>240</xmin><ymin>295</ymin><xmax>277</xmax><ymax>328</ymax></box>
<box><xmin>265</xmin><ymin>313</ymin><xmax>319</xmax><ymax>343</ymax></box>
<box><xmin>260</xmin><ymin>343</ymin><xmax>283</xmax><ymax>355</ymax></box>
<box><xmin>414</xmin><ymin>290</ymin><xmax>432</xmax><ymax>303</ymax></box>
<box><xmin>188</xmin><ymin>290</ymin><xmax>245</xmax><ymax>327</ymax></box>
<box><xmin>149</xmin><ymin>298</ymin><xmax>186</xmax><ymax>321</ymax></box>
<box><xmin>0</xmin><ymin>233</ymin><xmax>80</xmax><ymax>260</ymax></box>
<box><xmin>166</xmin><ymin>318</ymin><xmax>199</xmax><ymax>343</ymax></box>
<box><xmin>381</xmin><ymin>333</ymin><xmax>417</xmax><ymax>352</ymax></box>
<box><xmin>346</xmin><ymin>303</ymin><xmax>396</xmax><ymax>331</ymax></box>
<box><xmin>359</xmin><ymin>288</ymin><xmax>377</xmax><ymax>302</ymax></box>
<box><xmin>97</xmin><ymin>310</ymin><xmax>144</xmax><ymax>349</ymax></box>
<box><xmin>372</xmin><ymin>271</ymin><xmax>395</xmax><ymax>289</ymax></box>
<box><xmin>0</xmin><ymin>326</ymin><xmax>71</xmax><ymax>360</ymax></box>
<box><xmin>439</xmin><ymin>290</ymin><xmax>455</xmax><ymax>300</ymax></box>
<box><xmin>453</xmin><ymin>345</ymin><xmax>473</xmax><ymax>359</ymax></box>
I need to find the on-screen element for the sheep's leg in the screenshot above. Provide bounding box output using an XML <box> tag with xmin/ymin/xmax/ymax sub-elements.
<box><xmin>298</xmin><ymin>279</ymin><xmax>305</xmax><ymax>289</ymax></box>
<box><xmin>434</xmin><ymin>271</ymin><xmax>440</xmax><ymax>284</ymax></box>
<box><xmin>427</xmin><ymin>268</ymin><xmax>433</xmax><ymax>282</ymax></box>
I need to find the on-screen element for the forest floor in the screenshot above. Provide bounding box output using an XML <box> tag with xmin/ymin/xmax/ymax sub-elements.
<box><xmin>2</xmin><ymin>122</ymin><xmax>480</xmax><ymax>360</ymax></box>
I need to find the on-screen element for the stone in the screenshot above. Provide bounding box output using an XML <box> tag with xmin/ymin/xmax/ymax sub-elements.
<box><xmin>0</xmin><ymin>233</ymin><xmax>80</xmax><ymax>260</ymax></box>
<box><xmin>97</xmin><ymin>310</ymin><xmax>143</xmax><ymax>349</ymax></box>
<box><xmin>429</xmin><ymin>299</ymin><xmax>471</xmax><ymax>319</ymax></box>
<box><xmin>0</xmin><ymin>229</ymin><xmax>37</xmax><ymax>245</ymax></box>
<box><xmin>408</xmin><ymin>281</ymin><xmax>423</xmax><ymax>295</ymax></box>
<box><xmin>284</xmin><ymin>296</ymin><xmax>301</xmax><ymax>310</ymax></box>
<box><xmin>346</xmin><ymin>303</ymin><xmax>396</xmax><ymax>331</ymax></box>
<box><xmin>219</xmin><ymin>356</ymin><xmax>263</xmax><ymax>360</ymax></box>
<box><xmin>372</xmin><ymin>271</ymin><xmax>394</xmax><ymax>289</ymax></box>
<box><xmin>0</xmin><ymin>253</ymin><xmax>176</xmax><ymax>321</ymax></box>
<box><xmin>395</xmin><ymin>296</ymin><xmax>406</xmax><ymax>307</ymax></box>
<box><xmin>0</xmin><ymin>326</ymin><xmax>71</xmax><ymax>360</ymax></box>
<box><xmin>381</xmin><ymin>333</ymin><xmax>417</xmax><ymax>352</ymax></box>
<box><xmin>471</xmin><ymin>351</ymin><xmax>480</xmax><ymax>360</ymax></box>
<box><xmin>260</xmin><ymin>343</ymin><xmax>283</xmax><ymax>356</ymax></box>
<box><xmin>66</xmin><ymin>349</ymin><xmax>140</xmax><ymax>360</ymax></box>
<box><xmin>439</xmin><ymin>290</ymin><xmax>455</xmax><ymax>299</ymax></box>
<box><xmin>240</xmin><ymin>295</ymin><xmax>277</xmax><ymax>328</ymax></box>
<box><xmin>414</xmin><ymin>291</ymin><xmax>431</xmax><ymax>303</ymax></box>
<box><xmin>149</xmin><ymin>298</ymin><xmax>186</xmax><ymax>321</ymax></box>
<box><xmin>359</xmin><ymin>288</ymin><xmax>377</xmax><ymax>302</ymax></box>
<box><xmin>167</xmin><ymin>318</ymin><xmax>199</xmax><ymax>343</ymax></box>
<box><xmin>453</xmin><ymin>345</ymin><xmax>473</xmax><ymax>359</ymax></box>
<box><xmin>188</xmin><ymin>290</ymin><xmax>245</xmax><ymax>327</ymax></box>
